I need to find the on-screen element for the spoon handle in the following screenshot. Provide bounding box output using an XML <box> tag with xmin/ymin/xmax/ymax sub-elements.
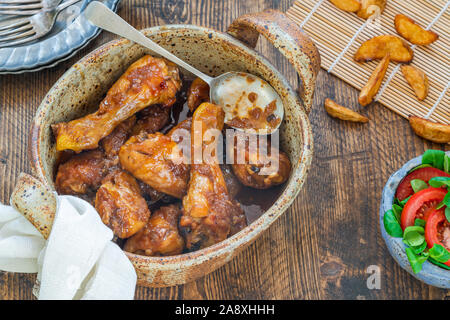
<box><xmin>84</xmin><ymin>1</ymin><xmax>213</xmax><ymax>84</ymax></box>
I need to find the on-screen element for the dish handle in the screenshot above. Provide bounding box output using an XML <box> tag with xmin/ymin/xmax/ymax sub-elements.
<box><xmin>227</xmin><ymin>9</ymin><xmax>321</xmax><ymax>114</ymax></box>
<box><xmin>10</xmin><ymin>173</ymin><xmax>56</xmax><ymax>239</ymax></box>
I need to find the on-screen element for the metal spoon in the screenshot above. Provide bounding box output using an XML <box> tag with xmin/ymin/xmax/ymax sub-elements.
<box><xmin>84</xmin><ymin>1</ymin><xmax>283</xmax><ymax>134</ymax></box>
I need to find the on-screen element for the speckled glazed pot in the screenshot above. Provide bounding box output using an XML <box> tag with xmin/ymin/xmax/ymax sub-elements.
<box><xmin>28</xmin><ymin>10</ymin><xmax>320</xmax><ymax>287</ymax></box>
<box><xmin>380</xmin><ymin>151</ymin><xmax>450</xmax><ymax>289</ymax></box>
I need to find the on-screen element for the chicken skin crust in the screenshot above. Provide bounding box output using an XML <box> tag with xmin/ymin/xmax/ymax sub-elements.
<box><xmin>124</xmin><ymin>204</ymin><xmax>185</xmax><ymax>256</ymax></box>
<box><xmin>55</xmin><ymin>149</ymin><xmax>106</xmax><ymax>195</ymax></box>
<box><xmin>231</xmin><ymin>133</ymin><xmax>291</xmax><ymax>189</ymax></box>
<box><xmin>52</xmin><ymin>55</ymin><xmax>181</xmax><ymax>153</ymax></box>
<box><xmin>118</xmin><ymin>133</ymin><xmax>189</xmax><ymax>199</ymax></box>
<box><xmin>180</xmin><ymin>103</ymin><xmax>247</xmax><ymax>250</ymax></box>
<box><xmin>95</xmin><ymin>170</ymin><xmax>150</xmax><ymax>239</ymax></box>
<box><xmin>187</xmin><ymin>77</ymin><xmax>210</xmax><ymax>112</ymax></box>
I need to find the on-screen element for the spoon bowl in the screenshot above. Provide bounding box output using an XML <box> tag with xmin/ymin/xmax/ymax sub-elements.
<box><xmin>210</xmin><ymin>71</ymin><xmax>284</xmax><ymax>134</ymax></box>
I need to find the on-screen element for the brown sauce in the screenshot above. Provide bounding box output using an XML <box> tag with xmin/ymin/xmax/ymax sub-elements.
<box><xmin>161</xmin><ymin>79</ymin><xmax>194</xmax><ymax>134</ymax></box>
<box><xmin>236</xmin><ymin>184</ymin><xmax>284</xmax><ymax>224</ymax></box>
<box><xmin>248</xmin><ymin>92</ymin><xmax>258</xmax><ymax>103</ymax></box>
<box><xmin>227</xmin><ymin>99</ymin><xmax>281</xmax><ymax>130</ymax></box>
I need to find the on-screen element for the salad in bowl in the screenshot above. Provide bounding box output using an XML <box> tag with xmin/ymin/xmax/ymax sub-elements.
<box><xmin>381</xmin><ymin>150</ymin><xmax>450</xmax><ymax>288</ymax></box>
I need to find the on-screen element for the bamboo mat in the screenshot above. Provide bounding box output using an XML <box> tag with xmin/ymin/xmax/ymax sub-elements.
<box><xmin>286</xmin><ymin>0</ymin><xmax>449</xmax><ymax>124</ymax></box>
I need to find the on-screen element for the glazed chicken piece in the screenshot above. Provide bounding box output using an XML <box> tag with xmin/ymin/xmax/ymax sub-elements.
<box><xmin>231</xmin><ymin>132</ymin><xmax>291</xmax><ymax>189</ymax></box>
<box><xmin>52</xmin><ymin>55</ymin><xmax>181</xmax><ymax>153</ymax></box>
<box><xmin>187</xmin><ymin>77</ymin><xmax>210</xmax><ymax>112</ymax></box>
<box><xmin>124</xmin><ymin>204</ymin><xmax>185</xmax><ymax>256</ymax></box>
<box><xmin>95</xmin><ymin>170</ymin><xmax>150</xmax><ymax>239</ymax></box>
<box><xmin>55</xmin><ymin>149</ymin><xmax>106</xmax><ymax>195</ymax></box>
<box><xmin>131</xmin><ymin>104</ymin><xmax>171</xmax><ymax>136</ymax></box>
<box><xmin>118</xmin><ymin>132</ymin><xmax>189</xmax><ymax>199</ymax></box>
<box><xmin>100</xmin><ymin>116</ymin><xmax>136</xmax><ymax>159</ymax></box>
<box><xmin>180</xmin><ymin>102</ymin><xmax>247</xmax><ymax>250</ymax></box>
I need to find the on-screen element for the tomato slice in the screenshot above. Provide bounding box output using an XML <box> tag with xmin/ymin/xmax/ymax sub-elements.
<box><xmin>400</xmin><ymin>187</ymin><xmax>447</xmax><ymax>230</ymax></box>
<box><xmin>425</xmin><ymin>209</ymin><xmax>450</xmax><ymax>267</ymax></box>
<box><xmin>395</xmin><ymin>167</ymin><xmax>450</xmax><ymax>201</ymax></box>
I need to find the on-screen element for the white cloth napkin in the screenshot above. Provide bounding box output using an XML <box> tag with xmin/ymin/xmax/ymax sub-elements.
<box><xmin>0</xmin><ymin>195</ymin><xmax>136</xmax><ymax>300</ymax></box>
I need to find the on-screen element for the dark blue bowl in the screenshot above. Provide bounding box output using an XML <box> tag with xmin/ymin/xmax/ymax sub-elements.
<box><xmin>380</xmin><ymin>151</ymin><xmax>450</xmax><ymax>288</ymax></box>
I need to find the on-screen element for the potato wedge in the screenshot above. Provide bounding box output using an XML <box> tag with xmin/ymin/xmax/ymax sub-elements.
<box><xmin>329</xmin><ymin>0</ymin><xmax>361</xmax><ymax>12</ymax></box>
<box><xmin>357</xmin><ymin>0</ymin><xmax>386</xmax><ymax>19</ymax></box>
<box><xmin>401</xmin><ymin>65</ymin><xmax>429</xmax><ymax>101</ymax></box>
<box><xmin>395</xmin><ymin>14</ymin><xmax>439</xmax><ymax>45</ymax></box>
<box><xmin>409</xmin><ymin>116</ymin><xmax>450</xmax><ymax>144</ymax></box>
<box><xmin>324</xmin><ymin>99</ymin><xmax>369</xmax><ymax>123</ymax></box>
<box><xmin>359</xmin><ymin>54</ymin><xmax>390</xmax><ymax>106</ymax></box>
<box><xmin>354</xmin><ymin>35</ymin><xmax>413</xmax><ymax>63</ymax></box>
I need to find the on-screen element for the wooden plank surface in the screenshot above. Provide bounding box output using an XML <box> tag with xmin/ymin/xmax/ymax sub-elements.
<box><xmin>0</xmin><ymin>0</ymin><xmax>449</xmax><ymax>300</ymax></box>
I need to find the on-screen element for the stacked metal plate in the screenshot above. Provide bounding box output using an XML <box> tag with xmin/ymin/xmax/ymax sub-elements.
<box><xmin>0</xmin><ymin>0</ymin><xmax>120</xmax><ymax>74</ymax></box>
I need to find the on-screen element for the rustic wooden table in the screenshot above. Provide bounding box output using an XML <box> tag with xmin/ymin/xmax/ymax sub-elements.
<box><xmin>0</xmin><ymin>0</ymin><xmax>448</xmax><ymax>300</ymax></box>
